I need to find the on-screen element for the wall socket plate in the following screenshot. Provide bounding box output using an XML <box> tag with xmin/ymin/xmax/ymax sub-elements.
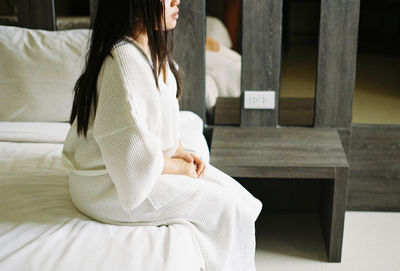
<box><xmin>244</xmin><ymin>90</ymin><xmax>275</xmax><ymax>109</ymax></box>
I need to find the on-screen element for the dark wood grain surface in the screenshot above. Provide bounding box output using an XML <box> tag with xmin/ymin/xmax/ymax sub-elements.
<box><xmin>279</xmin><ymin>97</ymin><xmax>314</xmax><ymax>126</ymax></box>
<box><xmin>0</xmin><ymin>16</ymin><xmax>17</xmax><ymax>26</ymax></box>
<box><xmin>241</xmin><ymin>0</ymin><xmax>283</xmax><ymax>127</ymax></box>
<box><xmin>210</xmin><ymin>127</ymin><xmax>349</xmax><ymax>178</ymax></box>
<box><xmin>315</xmin><ymin>0</ymin><xmax>360</xmax><ymax>128</ymax></box>
<box><xmin>213</xmin><ymin>97</ymin><xmax>315</xmax><ymax>127</ymax></box>
<box><xmin>320</xmin><ymin>167</ymin><xmax>349</xmax><ymax>262</ymax></box>
<box><xmin>347</xmin><ymin>124</ymin><xmax>400</xmax><ymax>211</ymax></box>
<box><xmin>174</xmin><ymin>0</ymin><xmax>206</xmax><ymax>122</ymax></box>
<box><xmin>337</xmin><ymin>128</ymin><xmax>351</xmax><ymax>156</ymax></box>
<box><xmin>214</xmin><ymin>97</ymin><xmax>241</xmax><ymax>125</ymax></box>
<box><xmin>15</xmin><ymin>0</ymin><xmax>56</xmax><ymax>30</ymax></box>
<box><xmin>89</xmin><ymin>0</ymin><xmax>98</xmax><ymax>27</ymax></box>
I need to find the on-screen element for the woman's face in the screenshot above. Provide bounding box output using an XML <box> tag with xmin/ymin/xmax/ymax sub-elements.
<box><xmin>164</xmin><ymin>0</ymin><xmax>180</xmax><ymax>30</ymax></box>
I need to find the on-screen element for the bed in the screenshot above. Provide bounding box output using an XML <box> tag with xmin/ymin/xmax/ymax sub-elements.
<box><xmin>0</xmin><ymin>24</ymin><xmax>210</xmax><ymax>270</ymax></box>
<box><xmin>0</xmin><ymin>116</ymin><xmax>209</xmax><ymax>270</ymax></box>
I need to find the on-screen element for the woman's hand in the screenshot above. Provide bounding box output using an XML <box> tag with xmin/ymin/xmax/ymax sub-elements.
<box><xmin>172</xmin><ymin>156</ymin><xmax>199</xmax><ymax>178</ymax></box>
<box><xmin>172</xmin><ymin>151</ymin><xmax>206</xmax><ymax>178</ymax></box>
<box><xmin>187</xmin><ymin>152</ymin><xmax>206</xmax><ymax>178</ymax></box>
<box><xmin>163</xmin><ymin>154</ymin><xmax>198</xmax><ymax>178</ymax></box>
<box><xmin>164</xmin><ymin>139</ymin><xmax>207</xmax><ymax>178</ymax></box>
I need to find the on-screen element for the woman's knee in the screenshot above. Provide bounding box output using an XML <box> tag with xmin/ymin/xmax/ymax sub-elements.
<box><xmin>207</xmin><ymin>186</ymin><xmax>248</xmax><ymax>217</ymax></box>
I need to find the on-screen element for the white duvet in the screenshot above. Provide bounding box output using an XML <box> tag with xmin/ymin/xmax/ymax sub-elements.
<box><xmin>0</xmin><ymin>111</ymin><xmax>208</xmax><ymax>271</ymax></box>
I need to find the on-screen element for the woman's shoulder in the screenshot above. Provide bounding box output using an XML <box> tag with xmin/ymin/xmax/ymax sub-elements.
<box><xmin>102</xmin><ymin>38</ymin><xmax>153</xmax><ymax>80</ymax></box>
<box><xmin>111</xmin><ymin>37</ymin><xmax>151</xmax><ymax>66</ymax></box>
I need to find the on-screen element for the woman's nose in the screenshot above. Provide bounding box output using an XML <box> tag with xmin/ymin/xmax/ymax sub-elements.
<box><xmin>173</xmin><ymin>0</ymin><xmax>180</xmax><ymax>6</ymax></box>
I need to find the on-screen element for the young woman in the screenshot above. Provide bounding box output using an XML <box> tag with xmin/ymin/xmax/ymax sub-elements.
<box><xmin>62</xmin><ymin>0</ymin><xmax>262</xmax><ymax>270</ymax></box>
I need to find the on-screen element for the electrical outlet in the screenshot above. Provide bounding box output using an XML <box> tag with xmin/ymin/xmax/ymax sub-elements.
<box><xmin>244</xmin><ymin>91</ymin><xmax>275</xmax><ymax>109</ymax></box>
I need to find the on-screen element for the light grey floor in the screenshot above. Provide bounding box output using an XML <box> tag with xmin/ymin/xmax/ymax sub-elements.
<box><xmin>255</xmin><ymin>212</ymin><xmax>400</xmax><ymax>271</ymax></box>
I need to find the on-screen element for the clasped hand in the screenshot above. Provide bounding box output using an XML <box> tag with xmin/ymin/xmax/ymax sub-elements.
<box><xmin>170</xmin><ymin>151</ymin><xmax>206</xmax><ymax>179</ymax></box>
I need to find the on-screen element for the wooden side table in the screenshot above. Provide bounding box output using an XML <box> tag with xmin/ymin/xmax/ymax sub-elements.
<box><xmin>210</xmin><ymin>127</ymin><xmax>349</xmax><ymax>262</ymax></box>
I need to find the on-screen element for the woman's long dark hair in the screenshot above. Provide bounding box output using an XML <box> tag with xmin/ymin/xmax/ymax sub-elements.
<box><xmin>70</xmin><ymin>0</ymin><xmax>183</xmax><ymax>137</ymax></box>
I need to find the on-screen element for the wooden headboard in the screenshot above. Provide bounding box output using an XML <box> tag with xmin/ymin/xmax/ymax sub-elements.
<box><xmin>9</xmin><ymin>0</ymin><xmax>360</xmax><ymax>130</ymax></box>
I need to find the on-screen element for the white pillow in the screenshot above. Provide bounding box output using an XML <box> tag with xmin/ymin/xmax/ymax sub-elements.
<box><xmin>206</xmin><ymin>16</ymin><xmax>232</xmax><ymax>49</ymax></box>
<box><xmin>0</xmin><ymin>26</ymin><xmax>90</xmax><ymax>122</ymax></box>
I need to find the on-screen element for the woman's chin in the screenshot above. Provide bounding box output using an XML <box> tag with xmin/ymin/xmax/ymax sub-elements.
<box><xmin>166</xmin><ymin>22</ymin><xmax>178</xmax><ymax>30</ymax></box>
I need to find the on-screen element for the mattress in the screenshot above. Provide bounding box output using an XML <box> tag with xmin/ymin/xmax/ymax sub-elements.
<box><xmin>0</xmin><ymin>111</ymin><xmax>208</xmax><ymax>271</ymax></box>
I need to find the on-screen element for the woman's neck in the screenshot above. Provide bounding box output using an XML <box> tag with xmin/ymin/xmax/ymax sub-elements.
<box><xmin>133</xmin><ymin>32</ymin><xmax>167</xmax><ymax>84</ymax></box>
<box><xmin>134</xmin><ymin>32</ymin><xmax>151</xmax><ymax>58</ymax></box>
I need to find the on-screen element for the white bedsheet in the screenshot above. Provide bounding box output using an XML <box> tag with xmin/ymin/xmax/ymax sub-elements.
<box><xmin>0</xmin><ymin>112</ymin><xmax>208</xmax><ymax>271</ymax></box>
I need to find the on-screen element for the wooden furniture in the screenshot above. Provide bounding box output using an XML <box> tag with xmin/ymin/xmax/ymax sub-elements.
<box><xmin>210</xmin><ymin>126</ymin><xmax>349</xmax><ymax>262</ymax></box>
<box><xmin>214</xmin><ymin>97</ymin><xmax>314</xmax><ymax>126</ymax></box>
<box><xmin>241</xmin><ymin>0</ymin><xmax>282</xmax><ymax>127</ymax></box>
<box><xmin>348</xmin><ymin>124</ymin><xmax>400</xmax><ymax>211</ymax></box>
<box><xmin>15</xmin><ymin>0</ymin><xmax>56</xmax><ymax>30</ymax></box>
<box><xmin>214</xmin><ymin>97</ymin><xmax>241</xmax><ymax>125</ymax></box>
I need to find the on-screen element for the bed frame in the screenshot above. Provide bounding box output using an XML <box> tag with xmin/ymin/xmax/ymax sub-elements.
<box><xmin>7</xmin><ymin>0</ymin><xmax>400</xmax><ymax>212</ymax></box>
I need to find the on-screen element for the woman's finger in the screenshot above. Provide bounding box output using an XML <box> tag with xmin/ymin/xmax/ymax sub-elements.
<box><xmin>184</xmin><ymin>153</ymin><xmax>194</xmax><ymax>163</ymax></box>
<box><xmin>189</xmin><ymin>154</ymin><xmax>205</xmax><ymax>177</ymax></box>
<box><xmin>195</xmin><ymin>163</ymin><xmax>201</xmax><ymax>176</ymax></box>
<box><xmin>198</xmin><ymin>162</ymin><xmax>205</xmax><ymax>175</ymax></box>
<box><xmin>191</xmin><ymin>165</ymin><xmax>199</xmax><ymax>178</ymax></box>
<box><xmin>200</xmin><ymin>163</ymin><xmax>206</xmax><ymax>177</ymax></box>
<box><xmin>190</xmin><ymin>153</ymin><xmax>202</xmax><ymax>165</ymax></box>
<box><xmin>196</xmin><ymin>161</ymin><xmax>205</xmax><ymax>177</ymax></box>
<box><xmin>173</xmin><ymin>153</ymin><xmax>193</xmax><ymax>163</ymax></box>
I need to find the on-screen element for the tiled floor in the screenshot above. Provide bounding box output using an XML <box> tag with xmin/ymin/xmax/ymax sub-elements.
<box><xmin>255</xmin><ymin>212</ymin><xmax>400</xmax><ymax>271</ymax></box>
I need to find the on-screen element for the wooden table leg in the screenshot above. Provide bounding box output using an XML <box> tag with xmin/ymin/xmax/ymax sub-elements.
<box><xmin>319</xmin><ymin>167</ymin><xmax>349</xmax><ymax>262</ymax></box>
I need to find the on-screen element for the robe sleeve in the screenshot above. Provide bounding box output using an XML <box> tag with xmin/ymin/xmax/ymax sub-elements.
<box><xmin>93</xmin><ymin>46</ymin><xmax>164</xmax><ymax>211</ymax></box>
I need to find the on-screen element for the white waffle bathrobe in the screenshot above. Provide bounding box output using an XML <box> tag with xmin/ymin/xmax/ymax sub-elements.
<box><xmin>62</xmin><ymin>38</ymin><xmax>262</xmax><ymax>271</ymax></box>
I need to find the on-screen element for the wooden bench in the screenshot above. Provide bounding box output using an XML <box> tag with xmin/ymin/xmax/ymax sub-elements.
<box><xmin>210</xmin><ymin>126</ymin><xmax>349</xmax><ymax>262</ymax></box>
